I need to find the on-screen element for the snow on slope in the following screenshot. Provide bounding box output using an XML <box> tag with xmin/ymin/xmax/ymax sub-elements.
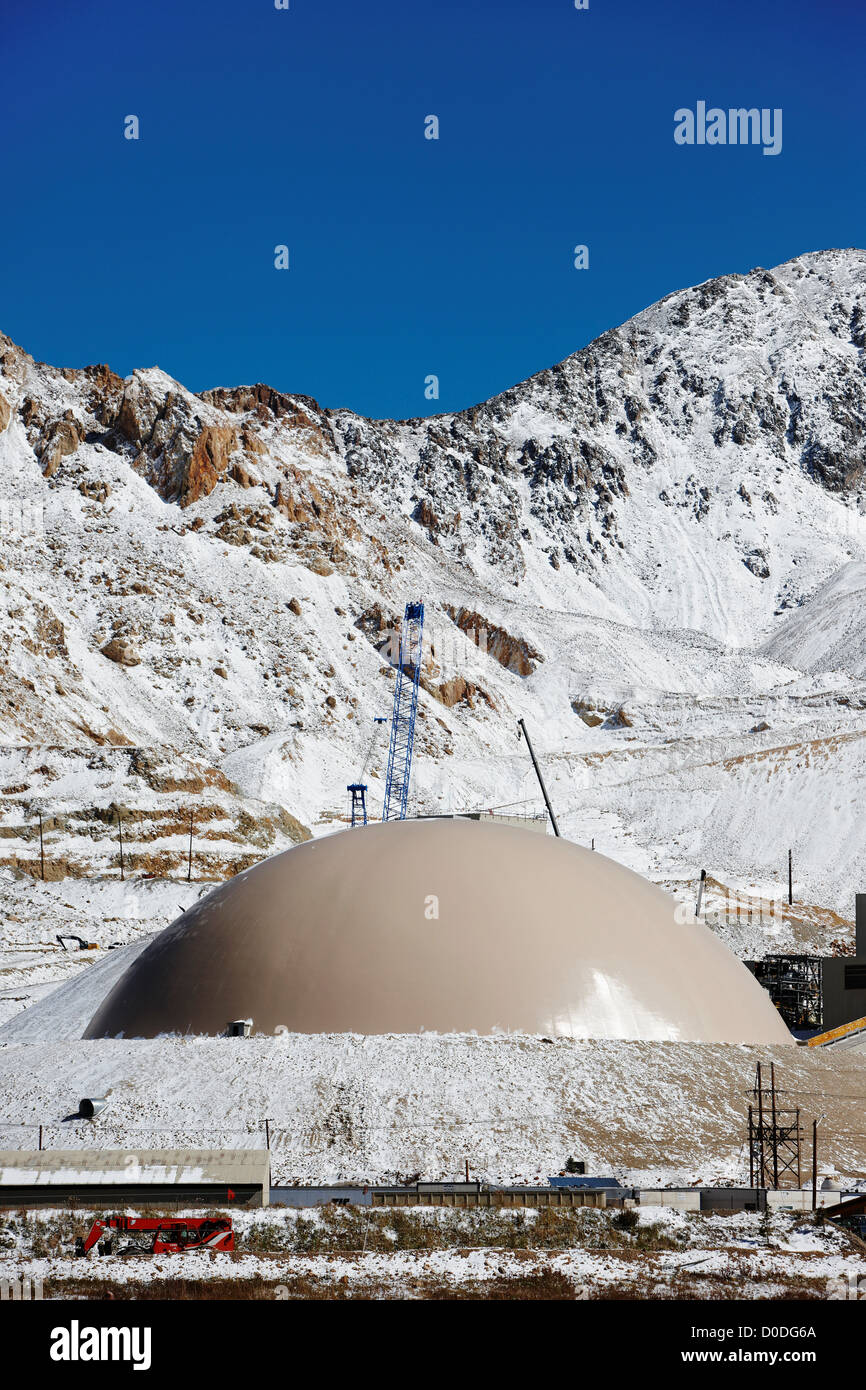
<box><xmin>0</xmin><ymin>874</ymin><xmax>209</xmax><ymax>1025</ymax></box>
<box><xmin>0</xmin><ymin>1034</ymin><xmax>864</xmax><ymax>1186</ymax></box>
<box><xmin>0</xmin><ymin>248</ymin><xmax>865</xmax><ymax>920</ymax></box>
<box><xmin>760</xmin><ymin>562</ymin><xmax>866</xmax><ymax>677</ymax></box>
<box><xmin>0</xmin><ymin>936</ymin><xmax>152</xmax><ymax>1041</ymax></box>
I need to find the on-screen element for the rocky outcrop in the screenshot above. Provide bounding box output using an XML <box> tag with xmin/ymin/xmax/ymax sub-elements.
<box><xmin>354</xmin><ymin>603</ymin><xmax>402</xmax><ymax>662</ymax></box>
<box><xmin>571</xmin><ymin>699</ymin><xmax>632</xmax><ymax>729</ymax></box>
<box><xmin>0</xmin><ymin>746</ymin><xmax>312</xmax><ymax>881</ymax></box>
<box><xmin>446</xmin><ymin>606</ymin><xmax>544</xmax><ymax>676</ymax></box>
<box><xmin>100</xmin><ymin>637</ymin><xmax>141</xmax><ymax>667</ymax></box>
<box><xmin>21</xmin><ymin>605</ymin><xmax>67</xmax><ymax>660</ymax></box>
<box><xmin>128</xmin><ymin>746</ymin><xmax>236</xmax><ymax>795</ymax></box>
<box><xmin>38</xmin><ymin>418</ymin><xmax>81</xmax><ymax>477</ymax></box>
<box><xmin>571</xmin><ymin>699</ymin><xmax>604</xmax><ymax>727</ymax></box>
<box><xmin>78</xmin><ymin>477</ymin><xmax>112</xmax><ymax>503</ymax></box>
<box><xmin>424</xmin><ymin>675</ymin><xmax>495</xmax><ymax>710</ymax></box>
<box><xmin>273</xmin><ymin>465</ymin><xmax>352</xmax><ymax>543</ymax></box>
<box><xmin>116</xmin><ymin>373</ymin><xmax>241</xmax><ymax>506</ymax></box>
<box><xmin>744</xmin><ymin>548</ymin><xmax>771</xmax><ymax>580</ymax></box>
<box><xmin>0</xmin><ymin>389</ymin><xmax>10</xmax><ymax>433</ymax></box>
<box><xmin>180</xmin><ymin>424</ymin><xmax>240</xmax><ymax>506</ymax></box>
<box><xmin>199</xmin><ymin>382</ymin><xmax>335</xmax><ymax>455</ymax></box>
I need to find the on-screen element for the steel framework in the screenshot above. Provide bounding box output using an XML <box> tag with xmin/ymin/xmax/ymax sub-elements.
<box><xmin>347</xmin><ymin>783</ymin><xmax>368</xmax><ymax>827</ymax></box>
<box><xmin>747</xmin><ymin>954</ymin><xmax>823</xmax><ymax>1032</ymax></box>
<box><xmin>382</xmin><ymin>602</ymin><xmax>424</xmax><ymax>822</ymax></box>
<box><xmin>748</xmin><ymin>1062</ymin><xmax>802</xmax><ymax>1189</ymax></box>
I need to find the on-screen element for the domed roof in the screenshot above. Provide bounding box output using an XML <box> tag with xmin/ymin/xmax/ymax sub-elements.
<box><xmin>84</xmin><ymin>819</ymin><xmax>793</xmax><ymax>1043</ymax></box>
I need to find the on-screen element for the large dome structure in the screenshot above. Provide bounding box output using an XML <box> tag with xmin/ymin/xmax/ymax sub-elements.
<box><xmin>84</xmin><ymin>820</ymin><xmax>792</xmax><ymax>1044</ymax></box>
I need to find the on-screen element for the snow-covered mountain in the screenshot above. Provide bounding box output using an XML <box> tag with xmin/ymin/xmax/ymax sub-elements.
<box><xmin>1</xmin><ymin>247</ymin><xmax>865</xmax><ymax>928</ymax></box>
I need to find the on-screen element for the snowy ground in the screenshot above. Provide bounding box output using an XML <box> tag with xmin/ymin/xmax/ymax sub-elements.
<box><xmin>0</xmin><ymin>873</ymin><xmax>207</xmax><ymax>1026</ymax></box>
<box><xmin>1</xmin><ymin>1033</ymin><xmax>864</xmax><ymax>1188</ymax></box>
<box><xmin>2</xmin><ymin>1204</ymin><xmax>863</xmax><ymax>1300</ymax></box>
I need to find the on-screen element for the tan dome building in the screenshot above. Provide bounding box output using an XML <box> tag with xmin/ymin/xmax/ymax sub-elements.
<box><xmin>84</xmin><ymin>819</ymin><xmax>792</xmax><ymax>1044</ymax></box>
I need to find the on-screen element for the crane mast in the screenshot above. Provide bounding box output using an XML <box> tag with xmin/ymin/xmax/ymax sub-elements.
<box><xmin>382</xmin><ymin>602</ymin><xmax>425</xmax><ymax>822</ymax></box>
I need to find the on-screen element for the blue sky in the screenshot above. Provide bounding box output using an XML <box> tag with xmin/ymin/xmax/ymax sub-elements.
<box><xmin>1</xmin><ymin>0</ymin><xmax>862</xmax><ymax>418</ymax></box>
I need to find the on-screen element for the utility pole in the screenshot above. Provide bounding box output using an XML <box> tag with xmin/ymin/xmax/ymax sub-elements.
<box><xmin>117</xmin><ymin>810</ymin><xmax>125</xmax><ymax>882</ymax></box>
<box><xmin>812</xmin><ymin>1115</ymin><xmax>825</xmax><ymax>1213</ymax></box>
<box><xmin>187</xmin><ymin>810</ymin><xmax>194</xmax><ymax>883</ymax></box>
<box><xmin>695</xmin><ymin>869</ymin><xmax>707</xmax><ymax>919</ymax></box>
<box><xmin>264</xmin><ymin>1118</ymin><xmax>271</xmax><ymax>1150</ymax></box>
<box><xmin>788</xmin><ymin>849</ymin><xmax>793</xmax><ymax>907</ymax></box>
<box><xmin>517</xmin><ymin>719</ymin><xmax>560</xmax><ymax>837</ymax></box>
<box><xmin>38</xmin><ymin>811</ymin><xmax>45</xmax><ymax>881</ymax></box>
<box><xmin>770</xmin><ymin>1062</ymin><xmax>779</xmax><ymax>1189</ymax></box>
<box><xmin>38</xmin><ymin>1124</ymin><xmax>43</xmax><ymax>1152</ymax></box>
<box><xmin>756</xmin><ymin>1062</ymin><xmax>765</xmax><ymax>1187</ymax></box>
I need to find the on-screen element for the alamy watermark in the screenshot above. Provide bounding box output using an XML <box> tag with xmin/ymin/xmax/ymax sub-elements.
<box><xmin>50</xmin><ymin>1322</ymin><xmax>152</xmax><ymax>1370</ymax></box>
<box><xmin>826</xmin><ymin>1272</ymin><xmax>866</xmax><ymax>1300</ymax></box>
<box><xmin>372</xmin><ymin>617</ymin><xmax>494</xmax><ymax>674</ymax></box>
<box><xmin>675</xmin><ymin>102</ymin><xmax>782</xmax><ymax>157</ymax></box>
<box><xmin>0</xmin><ymin>1274</ymin><xmax>44</xmax><ymax>1300</ymax></box>
<box><xmin>0</xmin><ymin>498</ymin><xmax>43</xmax><ymax>539</ymax></box>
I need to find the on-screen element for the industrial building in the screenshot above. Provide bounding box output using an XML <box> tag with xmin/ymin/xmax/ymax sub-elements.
<box><xmin>371</xmin><ymin>1182</ymin><xmax>607</xmax><ymax>1209</ymax></box>
<box><xmin>0</xmin><ymin>1149</ymin><xmax>270</xmax><ymax>1209</ymax></box>
<box><xmin>820</xmin><ymin>893</ymin><xmax>866</xmax><ymax>1030</ymax></box>
<box><xmin>746</xmin><ymin>894</ymin><xmax>866</xmax><ymax>1038</ymax></box>
<box><xmin>83</xmin><ymin>818</ymin><xmax>791</xmax><ymax>1044</ymax></box>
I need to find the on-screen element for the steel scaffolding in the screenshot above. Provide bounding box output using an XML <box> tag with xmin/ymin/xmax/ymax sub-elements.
<box><xmin>746</xmin><ymin>954</ymin><xmax>823</xmax><ymax>1032</ymax></box>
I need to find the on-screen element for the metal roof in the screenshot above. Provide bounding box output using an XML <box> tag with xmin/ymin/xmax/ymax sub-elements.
<box><xmin>549</xmin><ymin>1175</ymin><xmax>621</xmax><ymax>1188</ymax></box>
<box><xmin>0</xmin><ymin>1149</ymin><xmax>269</xmax><ymax>1188</ymax></box>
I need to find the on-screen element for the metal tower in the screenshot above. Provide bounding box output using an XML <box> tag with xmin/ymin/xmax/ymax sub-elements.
<box><xmin>382</xmin><ymin>602</ymin><xmax>424</xmax><ymax>822</ymax></box>
<box><xmin>347</xmin><ymin>717</ymin><xmax>388</xmax><ymax>828</ymax></box>
<box><xmin>347</xmin><ymin>784</ymin><xmax>368</xmax><ymax>827</ymax></box>
<box><xmin>747</xmin><ymin>1062</ymin><xmax>803</xmax><ymax>1189</ymax></box>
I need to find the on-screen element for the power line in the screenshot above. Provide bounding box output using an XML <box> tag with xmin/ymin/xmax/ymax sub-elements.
<box><xmin>742</xmin><ymin>1090</ymin><xmax>866</xmax><ymax>1103</ymax></box>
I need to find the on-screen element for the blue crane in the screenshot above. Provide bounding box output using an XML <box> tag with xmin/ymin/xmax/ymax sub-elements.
<box><xmin>382</xmin><ymin>601</ymin><xmax>425</xmax><ymax>821</ymax></box>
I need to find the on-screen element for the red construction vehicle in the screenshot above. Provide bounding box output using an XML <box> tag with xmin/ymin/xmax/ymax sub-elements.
<box><xmin>74</xmin><ymin>1215</ymin><xmax>234</xmax><ymax>1257</ymax></box>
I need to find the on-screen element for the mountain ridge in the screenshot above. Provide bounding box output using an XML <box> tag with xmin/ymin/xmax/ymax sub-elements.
<box><xmin>1</xmin><ymin>247</ymin><xmax>865</xmax><ymax>922</ymax></box>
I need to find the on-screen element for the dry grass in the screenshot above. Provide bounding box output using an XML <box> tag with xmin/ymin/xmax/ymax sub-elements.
<box><xmin>5</xmin><ymin>1206</ymin><xmax>859</xmax><ymax>1302</ymax></box>
<box><xmin>37</xmin><ymin>1268</ymin><xmax>583</xmax><ymax>1301</ymax></box>
<box><xmin>37</xmin><ymin>1260</ymin><xmax>839</xmax><ymax>1302</ymax></box>
<box><xmin>0</xmin><ymin>1203</ymin><xmax>686</xmax><ymax>1263</ymax></box>
<box><xmin>236</xmin><ymin>1205</ymin><xmax>685</xmax><ymax>1256</ymax></box>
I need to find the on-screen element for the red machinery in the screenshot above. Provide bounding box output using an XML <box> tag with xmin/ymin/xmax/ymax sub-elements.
<box><xmin>74</xmin><ymin>1215</ymin><xmax>234</xmax><ymax>1257</ymax></box>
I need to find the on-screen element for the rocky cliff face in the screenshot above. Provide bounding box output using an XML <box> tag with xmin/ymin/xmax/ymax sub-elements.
<box><xmin>4</xmin><ymin>249</ymin><xmax>864</xmax><ymax>616</ymax></box>
<box><xmin>1</xmin><ymin>249</ymin><xmax>865</xmax><ymax>909</ymax></box>
<box><xmin>331</xmin><ymin>250</ymin><xmax>866</xmax><ymax>603</ymax></box>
